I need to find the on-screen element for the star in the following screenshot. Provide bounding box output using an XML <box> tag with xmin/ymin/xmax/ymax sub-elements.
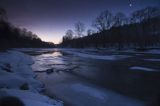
<box><xmin>129</xmin><ymin>3</ymin><xmax>132</xmax><ymax>7</ymax></box>
<box><xmin>129</xmin><ymin>0</ymin><xmax>133</xmax><ymax>7</ymax></box>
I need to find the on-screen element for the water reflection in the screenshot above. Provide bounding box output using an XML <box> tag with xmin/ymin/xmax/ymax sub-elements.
<box><xmin>32</xmin><ymin>51</ymin><xmax>65</xmax><ymax>72</ymax></box>
<box><xmin>52</xmin><ymin>51</ymin><xmax>62</xmax><ymax>57</ymax></box>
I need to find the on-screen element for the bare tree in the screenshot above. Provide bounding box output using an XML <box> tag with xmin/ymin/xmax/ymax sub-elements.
<box><xmin>113</xmin><ymin>12</ymin><xmax>127</xmax><ymax>27</ymax></box>
<box><xmin>131</xmin><ymin>7</ymin><xmax>160</xmax><ymax>23</ymax></box>
<box><xmin>65</xmin><ymin>29</ymin><xmax>74</xmax><ymax>40</ymax></box>
<box><xmin>131</xmin><ymin>10</ymin><xmax>142</xmax><ymax>23</ymax></box>
<box><xmin>62</xmin><ymin>29</ymin><xmax>74</xmax><ymax>42</ymax></box>
<box><xmin>143</xmin><ymin>7</ymin><xmax>160</xmax><ymax>20</ymax></box>
<box><xmin>87</xmin><ymin>29</ymin><xmax>94</xmax><ymax>36</ymax></box>
<box><xmin>75</xmin><ymin>21</ymin><xmax>85</xmax><ymax>38</ymax></box>
<box><xmin>92</xmin><ymin>10</ymin><xmax>113</xmax><ymax>31</ymax></box>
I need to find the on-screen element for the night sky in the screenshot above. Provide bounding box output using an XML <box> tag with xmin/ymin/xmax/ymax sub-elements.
<box><xmin>0</xmin><ymin>0</ymin><xmax>159</xmax><ymax>44</ymax></box>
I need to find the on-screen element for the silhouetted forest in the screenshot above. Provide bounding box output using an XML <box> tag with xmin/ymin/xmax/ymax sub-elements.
<box><xmin>60</xmin><ymin>7</ymin><xmax>160</xmax><ymax>50</ymax></box>
<box><xmin>0</xmin><ymin>7</ymin><xmax>55</xmax><ymax>49</ymax></box>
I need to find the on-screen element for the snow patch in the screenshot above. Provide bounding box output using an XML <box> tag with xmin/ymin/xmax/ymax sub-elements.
<box><xmin>130</xmin><ymin>66</ymin><xmax>157</xmax><ymax>72</ymax></box>
<box><xmin>64</xmin><ymin>50</ymin><xmax>131</xmax><ymax>60</ymax></box>
<box><xmin>144</xmin><ymin>59</ymin><xmax>160</xmax><ymax>62</ymax></box>
<box><xmin>146</xmin><ymin>49</ymin><xmax>160</xmax><ymax>54</ymax></box>
<box><xmin>71</xmin><ymin>83</ymin><xmax>105</xmax><ymax>100</ymax></box>
<box><xmin>0</xmin><ymin>89</ymin><xmax>63</xmax><ymax>106</ymax></box>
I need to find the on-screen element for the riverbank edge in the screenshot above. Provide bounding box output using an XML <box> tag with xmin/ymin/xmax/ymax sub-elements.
<box><xmin>0</xmin><ymin>50</ymin><xmax>63</xmax><ymax>106</ymax></box>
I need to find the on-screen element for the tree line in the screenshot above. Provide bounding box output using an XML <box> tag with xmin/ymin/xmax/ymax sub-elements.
<box><xmin>60</xmin><ymin>7</ymin><xmax>160</xmax><ymax>50</ymax></box>
<box><xmin>0</xmin><ymin>7</ymin><xmax>55</xmax><ymax>49</ymax></box>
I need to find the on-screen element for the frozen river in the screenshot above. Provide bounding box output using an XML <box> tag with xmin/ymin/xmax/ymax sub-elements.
<box><xmin>20</xmin><ymin>48</ymin><xmax>160</xmax><ymax>106</ymax></box>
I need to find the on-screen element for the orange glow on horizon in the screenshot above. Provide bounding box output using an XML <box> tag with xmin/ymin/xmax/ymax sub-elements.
<box><xmin>20</xmin><ymin>25</ymin><xmax>65</xmax><ymax>44</ymax></box>
<box><xmin>40</xmin><ymin>35</ymin><xmax>62</xmax><ymax>44</ymax></box>
<box><xmin>33</xmin><ymin>31</ymin><xmax>63</xmax><ymax>44</ymax></box>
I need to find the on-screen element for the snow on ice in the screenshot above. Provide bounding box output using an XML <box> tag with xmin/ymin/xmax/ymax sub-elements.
<box><xmin>62</xmin><ymin>49</ymin><xmax>131</xmax><ymax>60</ymax></box>
<box><xmin>130</xmin><ymin>66</ymin><xmax>158</xmax><ymax>72</ymax></box>
<box><xmin>144</xmin><ymin>59</ymin><xmax>160</xmax><ymax>62</ymax></box>
<box><xmin>71</xmin><ymin>83</ymin><xmax>106</xmax><ymax>100</ymax></box>
<box><xmin>42</xmin><ymin>81</ymin><xmax>144</xmax><ymax>106</ymax></box>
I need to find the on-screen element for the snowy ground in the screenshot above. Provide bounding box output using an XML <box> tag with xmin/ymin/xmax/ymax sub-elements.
<box><xmin>0</xmin><ymin>50</ymin><xmax>63</xmax><ymax>106</ymax></box>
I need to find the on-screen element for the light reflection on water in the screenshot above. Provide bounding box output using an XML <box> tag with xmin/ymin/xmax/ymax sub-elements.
<box><xmin>52</xmin><ymin>51</ymin><xmax>62</xmax><ymax>57</ymax></box>
<box><xmin>40</xmin><ymin>51</ymin><xmax>62</xmax><ymax>57</ymax></box>
<box><xmin>32</xmin><ymin>51</ymin><xmax>65</xmax><ymax>71</ymax></box>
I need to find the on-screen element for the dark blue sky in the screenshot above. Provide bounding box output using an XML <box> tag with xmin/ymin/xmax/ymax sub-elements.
<box><xmin>0</xmin><ymin>0</ymin><xmax>159</xmax><ymax>43</ymax></box>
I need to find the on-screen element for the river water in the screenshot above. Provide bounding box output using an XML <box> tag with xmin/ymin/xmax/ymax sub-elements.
<box><xmin>25</xmin><ymin>48</ymin><xmax>160</xmax><ymax>106</ymax></box>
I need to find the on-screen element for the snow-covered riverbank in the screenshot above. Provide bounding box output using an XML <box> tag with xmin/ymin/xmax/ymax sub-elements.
<box><xmin>0</xmin><ymin>50</ymin><xmax>63</xmax><ymax>106</ymax></box>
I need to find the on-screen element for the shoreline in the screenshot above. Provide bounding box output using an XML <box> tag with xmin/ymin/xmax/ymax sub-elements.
<box><xmin>0</xmin><ymin>50</ymin><xmax>63</xmax><ymax>106</ymax></box>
